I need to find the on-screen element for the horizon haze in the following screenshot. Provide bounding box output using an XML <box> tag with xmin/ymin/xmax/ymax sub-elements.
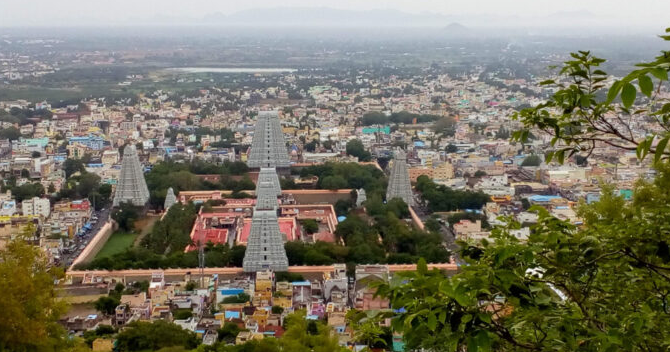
<box><xmin>0</xmin><ymin>0</ymin><xmax>668</xmax><ymax>32</ymax></box>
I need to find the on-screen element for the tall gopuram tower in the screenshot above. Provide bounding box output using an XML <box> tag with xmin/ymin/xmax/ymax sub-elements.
<box><xmin>256</xmin><ymin>167</ymin><xmax>282</xmax><ymax>197</ymax></box>
<box><xmin>247</xmin><ymin>111</ymin><xmax>290</xmax><ymax>169</ymax></box>
<box><xmin>243</xmin><ymin>168</ymin><xmax>289</xmax><ymax>272</ymax></box>
<box><xmin>164</xmin><ymin>187</ymin><xmax>177</xmax><ymax>210</ymax></box>
<box><xmin>386</xmin><ymin>148</ymin><xmax>414</xmax><ymax>206</ymax></box>
<box><xmin>113</xmin><ymin>145</ymin><xmax>150</xmax><ymax>207</ymax></box>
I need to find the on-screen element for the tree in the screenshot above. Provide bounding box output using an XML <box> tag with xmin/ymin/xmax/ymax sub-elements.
<box><xmin>497</xmin><ymin>126</ymin><xmax>510</xmax><ymax>140</ymax></box>
<box><xmin>0</xmin><ymin>126</ymin><xmax>21</xmax><ymax>141</ymax></box>
<box><xmin>0</xmin><ymin>224</ymin><xmax>70</xmax><ymax>351</ymax></box>
<box><xmin>474</xmin><ymin>170</ymin><xmax>487</xmax><ymax>177</ymax></box>
<box><xmin>574</xmin><ymin>154</ymin><xmax>588</xmax><ymax>166</ymax></box>
<box><xmin>377</xmin><ymin>166</ymin><xmax>670</xmax><ymax>351</ymax></box>
<box><xmin>279</xmin><ymin>311</ymin><xmax>346</xmax><ymax>352</ymax></box>
<box><xmin>424</xmin><ymin>217</ymin><xmax>442</xmax><ymax>233</ymax></box>
<box><xmin>94</xmin><ymin>296</ymin><xmax>120</xmax><ymax>315</ymax></box>
<box><xmin>12</xmin><ymin>182</ymin><xmax>45</xmax><ymax>202</ymax></box>
<box><xmin>112</xmin><ymin>201</ymin><xmax>139</xmax><ymax>232</ymax></box>
<box><xmin>63</xmin><ymin>158</ymin><xmax>86</xmax><ymax>178</ymax></box>
<box><xmin>31</xmin><ymin>151</ymin><xmax>41</xmax><ymax>158</ymax></box>
<box><xmin>346</xmin><ymin>139</ymin><xmax>372</xmax><ymax>161</ymax></box>
<box><xmin>415</xmin><ymin>175</ymin><xmax>489</xmax><ymax>212</ymax></box>
<box><xmin>375</xmin><ymin>37</ymin><xmax>670</xmax><ymax>352</ymax></box>
<box><xmin>304</xmin><ymin>139</ymin><xmax>319</xmax><ymax>152</ymax></box>
<box><xmin>75</xmin><ymin>172</ymin><xmax>101</xmax><ymax>198</ymax></box>
<box><xmin>173</xmin><ymin>309</ymin><xmax>192</xmax><ymax>320</ymax></box>
<box><xmin>433</xmin><ymin>116</ymin><xmax>456</xmax><ymax>136</ymax></box>
<box><xmin>115</xmin><ymin>320</ymin><xmax>199</xmax><ymax>351</ymax></box>
<box><xmin>521</xmin><ymin>154</ymin><xmax>542</xmax><ymax>167</ymax></box>
<box><xmin>514</xmin><ymin>38</ymin><xmax>670</xmax><ymax>163</ymax></box>
<box><xmin>321</xmin><ymin>175</ymin><xmax>348</xmax><ymax>190</ymax></box>
<box><xmin>218</xmin><ymin>322</ymin><xmax>243</xmax><ymax>344</ymax></box>
<box><xmin>347</xmin><ymin>310</ymin><xmax>392</xmax><ymax>350</ymax></box>
<box><xmin>301</xmin><ymin>219</ymin><xmax>319</xmax><ymax>234</ymax></box>
<box><xmin>222</xmin><ymin>293</ymin><xmax>250</xmax><ymax>304</ymax></box>
<box><xmin>445</xmin><ymin>143</ymin><xmax>458</xmax><ymax>153</ymax></box>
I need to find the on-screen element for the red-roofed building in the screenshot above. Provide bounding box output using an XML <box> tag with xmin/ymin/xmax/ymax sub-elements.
<box><xmin>185</xmin><ymin>211</ymin><xmax>244</xmax><ymax>252</ymax></box>
<box><xmin>237</xmin><ymin>217</ymin><xmax>298</xmax><ymax>244</ymax></box>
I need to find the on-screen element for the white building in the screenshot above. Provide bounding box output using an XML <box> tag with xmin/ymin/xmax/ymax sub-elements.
<box><xmin>22</xmin><ymin>197</ymin><xmax>51</xmax><ymax>218</ymax></box>
<box><xmin>0</xmin><ymin>200</ymin><xmax>17</xmax><ymax>216</ymax></box>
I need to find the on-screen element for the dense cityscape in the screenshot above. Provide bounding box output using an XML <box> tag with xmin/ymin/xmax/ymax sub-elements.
<box><xmin>1</xmin><ymin>3</ymin><xmax>670</xmax><ymax>351</ymax></box>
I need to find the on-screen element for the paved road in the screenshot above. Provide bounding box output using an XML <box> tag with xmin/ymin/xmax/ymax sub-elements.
<box><xmin>60</xmin><ymin>206</ymin><xmax>112</xmax><ymax>268</ymax></box>
<box><xmin>412</xmin><ymin>196</ymin><xmax>464</xmax><ymax>266</ymax></box>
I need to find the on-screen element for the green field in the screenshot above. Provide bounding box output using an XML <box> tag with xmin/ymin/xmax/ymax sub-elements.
<box><xmin>95</xmin><ymin>232</ymin><xmax>137</xmax><ymax>259</ymax></box>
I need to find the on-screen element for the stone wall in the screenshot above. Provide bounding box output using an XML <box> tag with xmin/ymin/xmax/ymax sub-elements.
<box><xmin>69</xmin><ymin>221</ymin><xmax>114</xmax><ymax>270</ymax></box>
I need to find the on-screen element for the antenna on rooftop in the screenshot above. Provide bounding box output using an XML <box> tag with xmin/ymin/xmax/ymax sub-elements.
<box><xmin>198</xmin><ymin>240</ymin><xmax>205</xmax><ymax>288</ymax></box>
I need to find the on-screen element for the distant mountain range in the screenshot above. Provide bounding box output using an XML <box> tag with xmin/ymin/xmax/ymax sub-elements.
<box><xmin>144</xmin><ymin>7</ymin><xmax>602</xmax><ymax>28</ymax></box>
<box><xmin>200</xmin><ymin>7</ymin><xmax>457</xmax><ymax>27</ymax></box>
<box><xmin>11</xmin><ymin>6</ymin><xmax>643</xmax><ymax>32</ymax></box>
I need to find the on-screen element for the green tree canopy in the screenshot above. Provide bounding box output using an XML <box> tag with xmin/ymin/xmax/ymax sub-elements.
<box><xmin>94</xmin><ymin>296</ymin><xmax>120</xmax><ymax>316</ymax></box>
<box><xmin>112</xmin><ymin>202</ymin><xmax>139</xmax><ymax>232</ymax></box>
<box><xmin>0</xmin><ymin>126</ymin><xmax>21</xmax><ymax>140</ymax></box>
<box><xmin>345</xmin><ymin>139</ymin><xmax>372</xmax><ymax>161</ymax></box>
<box><xmin>0</xmin><ymin>225</ymin><xmax>70</xmax><ymax>351</ymax></box>
<box><xmin>374</xmin><ymin>34</ymin><xmax>670</xmax><ymax>352</ymax></box>
<box><xmin>115</xmin><ymin>320</ymin><xmax>199</xmax><ymax>351</ymax></box>
<box><xmin>521</xmin><ymin>154</ymin><xmax>542</xmax><ymax>167</ymax></box>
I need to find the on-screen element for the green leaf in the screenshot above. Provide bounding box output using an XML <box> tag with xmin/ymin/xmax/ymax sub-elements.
<box><xmin>555</xmin><ymin>149</ymin><xmax>565</xmax><ymax>164</ymax></box>
<box><xmin>636</xmin><ymin>136</ymin><xmax>654</xmax><ymax>160</ymax></box>
<box><xmin>475</xmin><ymin>331</ymin><xmax>492</xmax><ymax>352</ymax></box>
<box><xmin>478</xmin><ymin>313</ymin><xmax>492</xmax><ymax>324</ymax></box>
<box><xmin>650</xmin><ymin>68</ymin><xmax>669</xmax><ymax>81</ymax></box>
<box><xmin>417</xmin><ymin>258</ymin><xmax>428</xmax><ymax>275</ymax></box>
<box><xmin>655</xmin><ymin>136</ymin><xmax>669</xmax><ymax>163</ymax></box>
<box><xmin>545</xmin><ymin>151</ymin><xmax>554</xmax><ymax>163</ymax></box>
<box><xmin>427</xmin><ymin>313</ymin><xmax>437</xmax><ymax>331</ymax></box>
<box><xmin>607</xmin><ymin>80</ymin><xmax>622</xmax><ymax>103</ymax></box>
<box><xmin>580</xmin><ymin>94</ymin><xmax>591</xmax><ymax>108</ymax></box>
<box><xmin>621</xmin><ymin>83</ymin><xmax>636</xmax><ymax>108</ymax></box>
<box><xmin>638</xmin><ymin>75</ymin><xmax>653</xmax><ymax>97</ymax></box>
<box><xmin>438</xmin><ymin>310</ymin><xmax>446</xmax><ymax>324</ymax></box>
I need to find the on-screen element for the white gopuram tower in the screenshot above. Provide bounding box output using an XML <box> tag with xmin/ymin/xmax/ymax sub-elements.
<box><xmin>243</xmin><ymin>168</ymin><xmax>289</xmax><ymax>272</ymax></box>
<box><xmin>386</xmin><ymin>149</ymin><xmax>414</xmax><ymax>206</ymax></box>
<box><xmin>256</xmin><ymin>167</ymin><xmax>282</xmax><ymax>197</ymax></box>
<box><xmin>247</xmin><ymin>111</ymin><xmax>290</xmax><ymax>169</ymax></box>
<box><xmin>163</xmin><ymin>187</ymin><xmax>177</xmax><ymax>210</ymax></box>
<box><xmin>113</xmin><ymin>145</ymin><xmax>150</xmax><ymax>207</ymax></box>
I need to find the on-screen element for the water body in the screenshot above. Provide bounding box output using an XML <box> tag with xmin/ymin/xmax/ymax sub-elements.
<box><xmin>167</xmin><ymin>67</ymin><xmax>297</xmax><ymax>73</ymax></box>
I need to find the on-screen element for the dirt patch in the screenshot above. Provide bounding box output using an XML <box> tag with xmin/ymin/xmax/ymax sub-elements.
<box><xmin>133</xmin><ymin>215</ymin><xmax>160</xmax><ymax>246</ymax></box>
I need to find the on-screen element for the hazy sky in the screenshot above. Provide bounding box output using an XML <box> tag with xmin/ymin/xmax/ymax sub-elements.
<box><xmin>1</xmin><ymin>0</ymin><xmax>669</xmax><ymax>27</ymax></box>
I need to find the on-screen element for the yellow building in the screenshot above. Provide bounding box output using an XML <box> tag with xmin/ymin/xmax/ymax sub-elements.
<box><xmin>255</xmin><ymin>271</ymin><xmax>273</xmax><ymax>292</ymax></box>
<box><xmin>408</xmin><ymin>167</ymin><xmax>433</xmax><ymax>182</ymax></box>
<box><xmin>433</xmin><ymin>162</ymin><xmax>454</xmax><ymax>180</ymax></box>
<box><xmin>273</xmin><ymin>295</ymin><xmax>292</xmax><ymax>309</ymax></box>
<box><xmin>92</xmin><ymin>338</ymin><xmax>114</xmax><ymax>352</ymax></box>
<box><xmin>236</xmin><ymin>331</ymin><xmax>264</xmax><ymax>345</ymax></box>
<box><xmin>251</xmin><ymin>309</ymin><xmax>269</xmax><ymax>328</ymax></box>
